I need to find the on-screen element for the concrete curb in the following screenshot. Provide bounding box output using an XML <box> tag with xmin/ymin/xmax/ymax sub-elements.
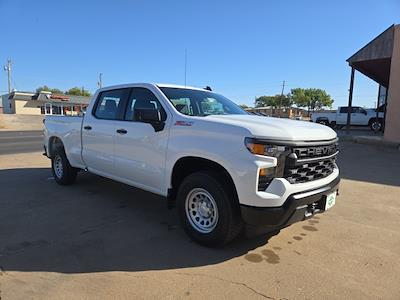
<box><xmin>339</xmin><ymin>135</ymin><xmax>400</xmax><ymax>150</ymax></box>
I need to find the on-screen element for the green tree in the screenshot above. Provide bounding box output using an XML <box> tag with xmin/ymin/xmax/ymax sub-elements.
<box><xmin>255</xmin><ymin>95</ymin><xmax>278</xmax><ymax>108</ymax></box>
<box><xmin>255</xmin><ymin>94</ymin><xmax>291</xmax><ymax>108</ymax></box>
<box><xmin>36</xmin><ymin>85</ymin><xmax>64</xmax><ymax>94</ymax></box>
<box><xmin>290</xmin><ymin>88</ymin><xmax>333</xmax><ymax>112</ymax></box>
<box><xmin>66</xmin><ymin>87</ymin><xmax>91</xmax><ymax>97</ymax></box>
<box><xmin>239</xmin><ymin>104</ymin><xmax>249</xmax><ymax>109</ymax></box>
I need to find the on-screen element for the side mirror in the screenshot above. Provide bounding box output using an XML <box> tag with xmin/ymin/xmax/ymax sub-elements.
<box><xmin>134</xmin><ymin>108</ymin><xmax>161</xmax><ymax>122</ymax></box>
<box><xmin>134</xmin><ymin>108</ymin><xmax>164</xmax><ymax>131</ymax></box>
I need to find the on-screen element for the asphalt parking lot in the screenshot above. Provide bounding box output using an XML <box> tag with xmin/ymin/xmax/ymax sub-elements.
<box><xmin>0</xmin><ymin>141</ymin><xmax>399</xmax><ymax>299</ymax></box>
<box><xmin>0</xmin><ymin>131</ymin><xmax>43</xmax><ymax>155</ymax></box>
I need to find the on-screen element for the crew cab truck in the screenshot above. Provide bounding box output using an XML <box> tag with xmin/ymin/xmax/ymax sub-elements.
<box><xmin>44</xmin><ymin>83</ymin><xmax>340</xmax><ymax>246</ymax></box>
<box><xmin>311</xmin><ymin>106</ymin><xmax>384</xmax><ymax>131</ymax></box>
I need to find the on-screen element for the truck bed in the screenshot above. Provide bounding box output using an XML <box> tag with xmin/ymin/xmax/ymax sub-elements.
<box><xmin>44</xmin><ymin>115</ymin><xmax>84</xmax><ymax>167</ymax></box>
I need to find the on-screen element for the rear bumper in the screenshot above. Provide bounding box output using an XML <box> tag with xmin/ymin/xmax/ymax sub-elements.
<box><xmin>240</xmin><ymin>176</ymin><xmax>340</xmax><ymax>227</ymax></box>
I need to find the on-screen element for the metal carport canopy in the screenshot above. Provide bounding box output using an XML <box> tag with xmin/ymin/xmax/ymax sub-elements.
<box><xmin>345</xmin><ymin>25</ymin><xmax>395</xmax><ymax>133</ymax></box>
<box><xmin>347</xmin><ymin>25</ymin><xmax>395</xmax><ymax>87</ymax></box>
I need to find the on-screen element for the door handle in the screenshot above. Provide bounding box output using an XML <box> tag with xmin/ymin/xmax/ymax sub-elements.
<box><xmin>84</xmin><ymin>125</ymin><xmax>92</xmax><ymax>130</ymax></box>
<box><xmin>116</xmin><ymin>129</ymin><xmax>127</xmax><ymax>134</ymax></box>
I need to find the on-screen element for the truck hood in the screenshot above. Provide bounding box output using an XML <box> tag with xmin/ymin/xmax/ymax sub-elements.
<box><xmin>204</xmin><ymin>115</ymin><xmax>337</xmax><ymax>141</ymax></box>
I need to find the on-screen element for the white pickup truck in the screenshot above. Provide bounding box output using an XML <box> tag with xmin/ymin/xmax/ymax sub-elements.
<box><xmin>311</xmin><ymin>106</ymin><xmax>384</xmax><ymax>131</ymax></box>
<box><xmin>44</xmin><ymin>83</ymin><xmax>340</xmax><ymax>246</ymax></box>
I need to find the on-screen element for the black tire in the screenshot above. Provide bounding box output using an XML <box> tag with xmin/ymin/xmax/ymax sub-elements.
<box><xmin>51</xmin><ymin>148</ymin><xmax>78</xmax><ymax>185</ymax></box>
<box><xmin>369</xmin><ymin>119</ymin><xmax>382</xmax><ymax>132</ymax></box>
<box><xmin>177</xmin><ymin>171</ymin><xmax>243</xmax><ymax>247</ymax></box>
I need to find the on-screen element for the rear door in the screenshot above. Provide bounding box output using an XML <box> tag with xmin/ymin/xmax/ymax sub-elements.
<box><xmin>113</xmin><ymin>87</ymin><xmax>169</xmax><ymax>195</ymax></box>
<box><xmin>351</xmin><ymin>107</ymin><xmax>366</xmax><ymax>125</ymax></box>
<box><xmin>82</xmin><ymin>88</ymin><xmax>130</xmax><ymax>176</ymax></box>
<box><xmin>336</xmin><ymin>107</ymin><xmax>348</xmax><ymax>124</ymax></box>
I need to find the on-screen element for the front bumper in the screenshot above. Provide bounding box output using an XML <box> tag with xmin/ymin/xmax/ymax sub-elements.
<box><xmin>240</xmin><ymin>176</ymin><xmax>340</xmax><ymax>228</ymax></box>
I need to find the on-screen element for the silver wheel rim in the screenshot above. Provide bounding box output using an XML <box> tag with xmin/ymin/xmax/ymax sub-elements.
<box><xmin>372</xmin><ymin>121</ymin><xmax>381</xmax><ymax>131</ymax></box>
<box><xmin>54</xmin><ymin>155</ymin><xmax>63</xmax><ymax>179</ymax></box>
<box><xmin>185</xmin><ymin>188</ymin><xmax>219</xmax><ymax>234</ymax></box>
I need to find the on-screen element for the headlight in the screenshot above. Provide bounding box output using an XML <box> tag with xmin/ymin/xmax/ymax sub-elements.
<box><xmin>244</xmin><ymin>137</ymin><xmax>287</xmax><ymax>158</ymax></box>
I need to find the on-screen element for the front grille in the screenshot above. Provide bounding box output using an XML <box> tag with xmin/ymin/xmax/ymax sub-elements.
<box><xmin>283</xmin><ymin>141</ymin><xmax>338</xmax><ymax>184</ymax></box>
<box><xmin>284</xmin><ymin>157</ymin><xmax>336</xmax><ymax>184</ymax></box>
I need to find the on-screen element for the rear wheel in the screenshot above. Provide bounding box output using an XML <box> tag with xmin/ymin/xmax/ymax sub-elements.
<box><xmin>370</xmin><ymin>119</ymin><xmax>382</xmax><ymax>132</ymax></box>
<box><xmin>177</xmin><ymin>171</ymin><xmax>242</xmax><ymax>246</ymax></box>
<box><xmin>51</xmin><ymin>149</ymin><xmax>78</xmax><ymax>185</ymax></box>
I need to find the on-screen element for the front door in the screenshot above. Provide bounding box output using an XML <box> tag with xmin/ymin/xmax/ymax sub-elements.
<box><xmin>113</xmin><ymin>87</ymin><xmax>169</xmax><ymax>195</ymax></box>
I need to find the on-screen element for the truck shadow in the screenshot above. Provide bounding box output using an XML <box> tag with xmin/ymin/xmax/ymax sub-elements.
<box><xmin>0</xmin><ymin>168</ymin><xmax>272</xmax><ymax>274</ymax></box>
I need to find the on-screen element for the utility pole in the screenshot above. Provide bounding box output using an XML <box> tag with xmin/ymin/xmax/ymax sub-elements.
<box><xmin>184</xmin><ymin>48</ymin><xmax>187</xmax><ymax>86</ymax></box>
<box><xmin>97</xmin><ymin>73</ymin><xmax>103</xmax><ymax>88</ymax></box>
<box><xmin>3</xmin><ymin>59</ymin><xmax>12</xmax><ymax>93</ymax></box>
<box><xmin>279</xmin><ymin>80</ymin><xmax>285</xmax><ymax>117</ymax></box>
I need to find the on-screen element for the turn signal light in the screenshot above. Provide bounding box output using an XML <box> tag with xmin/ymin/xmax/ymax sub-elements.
<box><xmin>258</xmin><ymin>167</ymin><xmax>276</xmax><ymax>191</ymax></box>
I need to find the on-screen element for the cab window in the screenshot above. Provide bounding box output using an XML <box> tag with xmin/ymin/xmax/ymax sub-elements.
<box><xmin>124</xmin><ymin>88</ymin><xmax>167</xmax><ymax>121</ymax></box>
<box><xmin>94</xmin><ymin>89</ymin><xmax>130</xmax><ymax>120</ymax></box>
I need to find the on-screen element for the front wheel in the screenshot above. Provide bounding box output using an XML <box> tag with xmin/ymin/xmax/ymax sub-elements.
<box><xmin>51</xmin><ymin>149</ymin><xmax>78</xmax><ymax>185</ymax></box>
<box><xmin>177</xmin><ymin>171</ymin><xmax>242</xmax><ymax>247</ymax></box>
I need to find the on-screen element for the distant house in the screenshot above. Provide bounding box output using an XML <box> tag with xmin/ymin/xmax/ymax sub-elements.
<box><xmin>1</xmin><ymin>91</ymin><xmax>91</xmax><ymax>116</ymax></box>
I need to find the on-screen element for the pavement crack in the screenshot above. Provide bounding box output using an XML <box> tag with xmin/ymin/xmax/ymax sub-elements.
<box><xmin>175</xmin><ymin>272</ymin><xmax>276</xmax><ymax>299</ymax></box>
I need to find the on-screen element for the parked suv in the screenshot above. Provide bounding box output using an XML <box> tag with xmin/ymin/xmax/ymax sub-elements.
<box><xmin>44</xmin><ymin>83</ymin><xmax>340</xmax><ymax>246</ymax></box>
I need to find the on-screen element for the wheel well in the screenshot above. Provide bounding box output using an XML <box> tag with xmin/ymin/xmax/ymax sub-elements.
<box><xmin>48</xmin><ymin>137</ymin><xmax>64</xmax><ymax>157</ymax></box>
<box><xmin>316</xmin><ymin>117</ymin><xmax>329</xmax><ymax>123</ymax></box>
<box><xmin>169</xmin><ymin>157</ymin><xmax>239</xmax><ymax>203</ymax></box>
<box><xmin>368</xmin><ymin>117</ymin><xmax>383</xmax><ymax>125</ymax></box>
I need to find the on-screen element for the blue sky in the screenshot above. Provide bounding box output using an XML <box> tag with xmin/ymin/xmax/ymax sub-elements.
<box><xmin>0</xmin><ymin>0</ymin><xmax>399</xmax><ymax>108</ymax></box>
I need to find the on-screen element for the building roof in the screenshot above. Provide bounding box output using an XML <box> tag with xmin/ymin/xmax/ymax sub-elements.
<box><xmin>4</xmin><ymin>91</ymin><xmax>91</xmax><ymax>105</ymax></box>
<box><xmin>347</xmin><ymin>24</ymin><xmax>398</xmax><ymax>87</ymax></box>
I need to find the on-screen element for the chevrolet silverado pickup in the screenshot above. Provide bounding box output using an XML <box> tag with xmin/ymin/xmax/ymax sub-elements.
<box><xmin>44</xmin><ymin>83</ymin><xmax>340</xmax><ymax>246</ymax></box>
<box><xmin>311</xmin><ymin>106</ymin><xmax>384</xmax><ymax>131</ymax></box>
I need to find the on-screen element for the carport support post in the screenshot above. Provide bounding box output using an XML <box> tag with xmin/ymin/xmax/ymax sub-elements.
<box><xmin>376</xmin><ymin>85</ymin><xmax>381</xmax><ymax>121</ymax></box>
<box><xmin>346</xmin><ymin>67</ymin><xmax>355</xmax><ymax>134</ymax></box>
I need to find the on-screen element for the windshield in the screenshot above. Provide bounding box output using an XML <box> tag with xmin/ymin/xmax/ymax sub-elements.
<box><xmin>159</xmin><ymin>87</ymin><xmax>247</xmax><ymax>117</ymax></box>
